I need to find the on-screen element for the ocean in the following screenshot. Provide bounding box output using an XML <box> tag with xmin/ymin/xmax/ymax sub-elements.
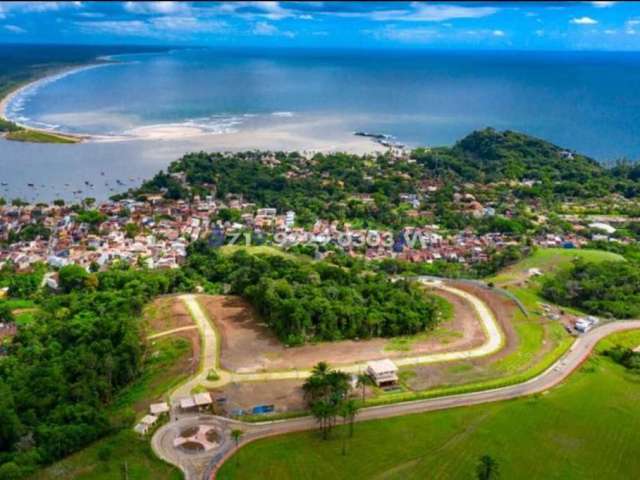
<box><xmin>2</xmin><ymin>47</ymin><xmax>640</xmax><ymax>201</ymax></box>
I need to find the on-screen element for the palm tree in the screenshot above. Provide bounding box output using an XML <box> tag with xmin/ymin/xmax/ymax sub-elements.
<box><xmin>342</xmin><ymin>399</ymin><xmax>360</xmax><ymax>438</ymax></box>
<box><xmin>231</xmin><ymin>429</ymin><xmax>243</xmax><ymax>466</ymax></box>
<box><xmin>476</xmin><ymin>454</ymin><xmax>499</xmax><ymax>480</ymax></box>
<box><xmin>356</xmin><ymin>373</ymin><xmax>372</xmax><ymax>404</ymax></box>
<box><xmin>338</xmin><ymin>399</ymin><xmax>360</xmax><ymax>455</ymax></box>
<box><xmin>312</xmin><ymin>361</ymin><xmax>330</xmax><ymax>378</ymax></box>
<box><xmin>311</xmin><ymin>400</ymin><xmax>333</xmax><ymax>439</ymax></box>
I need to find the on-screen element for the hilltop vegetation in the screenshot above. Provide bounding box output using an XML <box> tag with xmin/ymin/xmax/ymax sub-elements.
<box><xmin>418</xmin><ymin>128</ymin><xmax>603</xmax><ymax>182</ymax></box>
<box><xmin>186</xmin><ymin>242</ymin><xmax>442</xmax><ymax>345</ymax></box>
<box><xmin>134</xmin><ymin>128</ymin><xmax>640</xmax><ymax>201</ymax></box>
<box><xmin>542</xmin><ymin>259</ymin><xmax>640</xmax><ymax>319</ymax></box>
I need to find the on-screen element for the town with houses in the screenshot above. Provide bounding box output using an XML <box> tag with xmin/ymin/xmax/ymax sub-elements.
<box><xmin>0</xmin><ymin>186</ymin><xmax>623</xmax><ymax>276</ymax></box>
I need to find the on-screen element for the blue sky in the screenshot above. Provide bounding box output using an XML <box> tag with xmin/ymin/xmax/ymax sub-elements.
<box><xmin>1</xmin><ymin>1</ymin><xmax>640</xmax><ymax>50</ymax></box>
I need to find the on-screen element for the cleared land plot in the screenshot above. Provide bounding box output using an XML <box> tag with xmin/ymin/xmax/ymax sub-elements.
<box><xmin>218</xmin><ymin>333</ymin><xmax>640</xmax><ymax>480</ymax></box>
<box><xmin>144</xmin><ymin>296</ymin><xmax>194</xmax><ymax>335</ymax></box>
<box><xmin>199</xmin><ymin>288</ymin><xmax>486</xmax><ymax>373</ymax></box>
<box><xmin>405</xmin><ymin>282</ymin><xmax>519</xmax><ymax>390</ymax></box>
<box><xmin>209</xmin><ymin>379</ymin><xmax>306</xmax><ymax>415</ymax></box>
<box><xmin>124</xmin><ymin>334</ymin><xmax>200</xmax><ymax>415</ymax></box>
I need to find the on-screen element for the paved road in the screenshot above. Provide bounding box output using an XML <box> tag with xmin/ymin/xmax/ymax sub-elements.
<box><xmin>152</xmin><ymin>319</ymin><xmax>640</xmax><ymax>479</ymax></box>
<box><xmin>174</xmin><ymin>283</ymin><xmax>504</xmax><ymax>392</ymax></box>
<box><xmin>171</xmin><ymin>294</ymin><xmax>229</xmax><ymax>400</ymax></box>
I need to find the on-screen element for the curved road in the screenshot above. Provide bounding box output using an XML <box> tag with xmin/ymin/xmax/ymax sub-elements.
<box><xmin>152</xmin><ymin>319</ymin><xmax>640</xmax><ymax>479</ymax></box>
<box><xmin>171</xmin><ymin>282</ymin><xmax>504</xmax><ymax>398</ymax></box>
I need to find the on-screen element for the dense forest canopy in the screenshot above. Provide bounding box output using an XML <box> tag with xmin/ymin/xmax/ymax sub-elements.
<box><xmin>128</xmin><ymin>128</ymin><xmax>640</xmax><ymax>215</ymax></box>
<box><xmin>0</xmin><ymin>264</ymin><xmax>194</xmax><ymax>477</ymax></box>
<box><xmin>185</xmin><ymin>242</ymin><xmax>443</xmax><ymax>345</ymax></box>
<box><xmin>541</xmin><ymin>259</ymin><xmax>640</xmax><ymax>319</ymax></box>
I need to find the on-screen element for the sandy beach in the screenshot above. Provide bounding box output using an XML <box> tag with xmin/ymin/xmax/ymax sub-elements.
<box><xmin>0</xmin><ymin>63</ymin><xmax>381</xmax><ymax>153</ymax></box>
<box><xmin>0</xmin><ymin>62</ymin><xmax>119</xmax><ymax>141</ymax></box>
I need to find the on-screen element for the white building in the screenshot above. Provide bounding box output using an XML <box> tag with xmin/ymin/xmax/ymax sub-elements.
<box><xmin>366</xmin><ymin>359</ymin><xmax>399</xmax><ymax>387</ymax></box>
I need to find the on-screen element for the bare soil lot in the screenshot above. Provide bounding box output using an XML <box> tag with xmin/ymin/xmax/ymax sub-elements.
<box><xmin>209</xmin><ymin>379</ymin><xmax>306</xmax><ymax>415</ymax></box>
<box><xmin>404</xmin><ymin>282</ymin><xmax>525</xmax><ymax>391</ymax></box>
<box><xmin>199</xmin><ymin>286</ymin><xmax>488</xmax><ymax>373</ymax></box>
<box><xmin>144</xmin><ymin>295</ymin><xmax>194</xmax><ymax>334</ymax></box>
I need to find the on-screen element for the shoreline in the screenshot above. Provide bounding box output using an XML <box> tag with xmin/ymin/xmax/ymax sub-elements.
<box><xmin>0</xmin><ymin>53</ymin><xmax>383</xmax><ymax>152</ymax></box>
<box><xmin>0</xmin><ymin>62</ymin><xmax>121</xmax><ymax>142</ymax></box>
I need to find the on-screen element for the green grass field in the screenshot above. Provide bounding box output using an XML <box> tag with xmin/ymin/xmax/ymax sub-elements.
<box><xmin>34</xmin><ymin>430</ymin><xmax>181</xmax><ymax>480</ymax></box>
<box><xmin>219</xmin><ymin>332</ymin><xmax>640</xmax><ymax>480</ymax></box>
<box><xmin>489</xmin><ymin>247</ymin><xmax>624</xmax><ymax>285</ymax></box>
<box><xmin>219</xmin><ymin>244</ymin><xmax>308</xmax><ymax>261</ymax></box>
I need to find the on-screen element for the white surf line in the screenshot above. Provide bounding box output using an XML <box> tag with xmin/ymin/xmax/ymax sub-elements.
<box><xmin>219</xmin><ymin>282</ymin><xmax>505</xmax><ymax>383</ymax></box>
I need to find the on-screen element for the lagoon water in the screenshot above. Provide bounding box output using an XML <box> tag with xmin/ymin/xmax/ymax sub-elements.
<box><xmin>2</xmin><ymin>47</ymin><xmax>640</xmax><ymax>201</ymax></box>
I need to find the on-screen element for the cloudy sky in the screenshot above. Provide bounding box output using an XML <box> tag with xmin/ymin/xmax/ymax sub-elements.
<box><xmin>0</xmin><ymin>1</ymin><xmax>639</xmax><ymax>50</ymax></box>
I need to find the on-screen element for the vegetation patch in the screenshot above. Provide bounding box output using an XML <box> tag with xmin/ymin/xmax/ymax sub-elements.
<box><xmin>186</xmin><ymin>244</ymin><xmax>445</xmax><ymax>345</ymax></box>
<box><xmin>5</xmin><ymin>129</ymin><xmax>79</xmax><ymax>144</ymax></box>
<box><xmin>542</xmin><ymin>259</ymin><xmax>640</xmax><ymax>318</ymax></box>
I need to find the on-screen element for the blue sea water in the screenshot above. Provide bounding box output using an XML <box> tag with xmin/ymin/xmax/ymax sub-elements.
<box><xmin>2</xmin><ymin>47</ymin><xmax>640</xmax><ymax>201</ymax></box>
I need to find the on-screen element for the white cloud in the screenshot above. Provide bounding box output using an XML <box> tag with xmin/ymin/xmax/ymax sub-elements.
<box><xmin>253</xmin><ymin>1</ymin><xmax>292</xmax><ymax>20</ymax></box>
<box><xmin>571</xmin><ymin>16</ymin><xmax>598</xmax><ymax>25</ymax></box>
<box><xmin>253</xmin><ymin>21</ymin><xmax>278</xmax><ymax>35</ymax></box>
<box><xmin>252</xmin><ymin>21</ymin><xmax>295</xmax><ymax>38</ymax></box>
<box><xmin>4</xmin><ymin>24</ymin><xmax>26</xmax><ymax>34</ymax></box>
<box><xmin>590</xmin><ymin>2</ymin><xmax>616</xmax><ymax>8</ymax></box>
<box><xmin>77</xmin><ymin>20</ymin><xmax>150</xmax><ymax>36</ymax></box>
<box><xmin>626</xmin><ymin>19</ymin><xmax>640</xmax><ymax>35</ymax></box>
<box><xmin>150</xmin><ymin>16</ymin><xmax>226</xmax><ymax>33</ymax></box>
<box><xmin>0</xmin><ymin>1</ymin><xmax>81</xmax><ymax>14</ymax></box>
<box><xmin>535</xmin><ymin>29</ymin><xmax>545</xmax><ymax>37</ymax></box>
<box><xmin>123</xmin><ymin>2</ymin><xmax>188</xmax><ymax>15</ymax></box>
<box><xmin>370</xmin><ymin>3</ymin><xmax>498</xmax><ymax>22</ymax></box>
<box><xmin>370</xmin><ymin>26</ymin><xmax>440</xmax><ymax>42</ymax></box>
<box><xmin>299</xmin><ymin>14</ymin><xmax>313</xmax><ymax>20</ymax></box>
<box><xmin>77</xmin><ymin>15</ymin><xmax>227</xmax><ymax>37</ymax></box>
<box><xmin>492</xmin><ymin>29</ymin><xmax>505</xmax><ymax>37</ymax></box>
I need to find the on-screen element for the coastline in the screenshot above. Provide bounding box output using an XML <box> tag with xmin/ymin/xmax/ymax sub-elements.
<box><xmin>0</xmin><ymin>53</ymin><xmax>383</xmax><ymax>152</ymax></box>
<box><xmin>0</xmin><ymin>62</ymin><xmax>121</xmax><ymax>143</ymax></box>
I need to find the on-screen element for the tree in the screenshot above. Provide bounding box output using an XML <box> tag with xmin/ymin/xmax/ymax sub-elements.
<box><xmin>338</xmin><ymin>399</ymin><xmax>360</xmax><ymax>456</ymax></box>
<box><xmin>339</xmin><ymin>399</ymin><xmax>359</xmax><ymax>438</ymax></box>
<box><xmin>231</xmin><ymin>429</ymin><xmax>243</xmax><ymax>466</ymax></box>
<box><xmin>311</xmin><ymin>400</ymin><xmax>334</xmax><ymax>440</ymax></box>
<box><xmin>58</xmin><ymin>264</ymin><xmax>89</xmax><ymax>293</ymax></box>
<box><xmin>304</xmin><ymin>363</ymin><xmax>353</xmax><ymax>440</ymax></box>
<box><xmin>356</xmin><ymin>373</ymin><xmax>372</xmax><ymax>404</ymax></box>
<box><xmin>476</xmin><ymin>455</ymin><xmax>499</xmax><ymax>480</ymax></box>
<box><xmin>124</xmin><ymin>223</ymin><xmax>140</xmax><ymax>239</ymax></box>
<box><xmin>0</xmin><ymin>380</ymin><xmax>21</xmax><ymax>451</ymax></box>
<box><xmin>0</xmin><ymin>304</ymin><xmax>15</xmax><ymax>324</ymax></box>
